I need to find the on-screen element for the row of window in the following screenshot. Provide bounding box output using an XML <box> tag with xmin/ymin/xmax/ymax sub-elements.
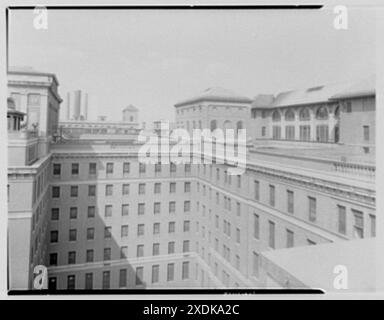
<box><xmin>49</xmin><ymin>261</ymin><xmax>190</xmax><ymax>289</ymax></box>
<box><xmin>52</xmin><ymin>162</ymin><xmax>192</xmax><ymax>176</ymax></box>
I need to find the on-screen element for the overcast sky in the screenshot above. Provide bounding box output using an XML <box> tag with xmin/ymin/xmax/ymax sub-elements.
<box><xmin>8</xmin><ymin>7</ymin><xmax>376</xmax><ymax>125</ymax></box>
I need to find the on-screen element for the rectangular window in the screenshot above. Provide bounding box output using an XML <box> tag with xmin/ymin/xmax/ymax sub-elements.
<box><xmin>268</xmin><ymin>221</ymin><xmax>275</xmax><ymax>249</ymax></box>
<box><xmin>286</xmin><ymin>229</ymin><xmax>294</xmax><ymax>248</ymax></box>
<box><xmin>236</xmin><ymin>228</ymin><xmax>241</xmax><ymax>244</ymax></box>
<box><xmin>102</xmin><ymin>271</ymin><xmax>110</xmax><ymax>289</ymax></box>
<box><xmin>269</xmin><ymin>185</ymin><xmax>275</xmax><ymax>207</ymax></box>
<box><xmin>52</xmin><ymin>186</ymin><xmax>60</xmax><ymax>198</ymax></box>
<box><xmin>170</xmin><ymin>163</ymin><xmax>176</xmax><ymax>173</ymax></box>
<box><xmin>122</xmin><ymin>184</ymin><xmax>129</xmax><ymax>195</ymax></box>
<box><xmin>122</xmin><ymin>204</ymin><xmax>129</xmax><ymax>216</ymax></box>
<box><xmin>261</xmin><ymin>126</ymin><xmax>266</xmax><ymax>137</ymax></box>
<box><xmin>152</xmin><ymin>265</ymin><xmax>159</xmax><ymax>283</ymax></box>
<box><xmin>136</xmin><ymin>267</ymin><xmax>144</xmax><ymax>286</ymax></box>
<box><xmin>168</xmin><ymin>241</ymin><xmax>175</xmax><ymax>254</ymax></box>
<box><xmin>69</xmin><ymin>207</ymin><xmax>77</xmax><ymax>219</ymax></box>
<box><xmin>168</xmin><ymin>222</ymin><xmax>175</xmax><ymax>233</ymax></box>
<box><xmin>167</xmin><ymin>263</ymin><xmax>175</xmax><ymax>281</ymax></box>
<box><xmin>154</xmin><ymin>202</ymin><xmax>161</xmax><ymax>214</ymax></box>
<box><xmin>182</xmin><ymin>261</ymin><xmax>189</xmax><ymax>280</ymax></box>
<box><xmin>252</xmin><ymin>252</ymin><xmax>259</xmax><ymax>277</ymax></box>
<box><xmin>183</xmin><ymin>220</ymin><xmax>190</xmax><ymax>232</ymax></box>
<box><xmin>86</xmin><ymin>249</ymin><xmax>94</xmax><ymax>262</ymax></box>
<box><xmin>49</xmin><ymin>253</ymin><xmax>57</xmax><ymax>266</ymax></box>
<box><xmin>272</xmin><ymin>126</ymin><xmax>281</xmax><ymax>139</ymax></box>
<box><xmin>253</xmin><ymin>214</ymin><xmax>259</xmax><ymax>239</ymax></box>
<box><xmin>138</xmin><ymin>203</ymin><xmax>145</xmax><ymax>215</ymax></box>
<box><xmin>153</xmin><ymin>243</ymin><xmax>160</xmax><ymax>256</ymax></box>
<box><xmin>153</xmin><ymin>223</ymin><xmax>160</xmax><ymax>235</ymax></box>
<box><xmin>308</xmin><ymin>197</ymin><xmax>317</xmax><ymax>222</ymax></box>
<box><xmin>139</xmin><ymin>163</ymin><xmax>146</xmax><ymax>174</ymax></box>
<box><xmin>104</xmin><ymin>227</ymin><xmax>112</xmax><ymax>239</ymax></box>
<box><xmin>53</xmin><ymin>164</ymin><xmax>61</xmax><ymax>176</ymax></box>
<box><xmin>70</xmin><ymin>186</ymin><xmax>78</xmax><ymax>197</ymax></box>
<box><xmin>254</xmin><ymin>180</ymin><xmax>260</xmax><ymax>201</ymax></box>
<box><xmin>184</xmin><ymin>201</ymin><xmax>190</xmax><ymax>212</ymax></box>
<box><xmin>71</xmin><ymin>163</ymin><xmax>79</xmax><ymax>175</ymax></box>
<box><xmin>51</xmin><ymin>208</ymin><xmax>59</xmax><ymax>220</ymax></box>
<box><xmin>183</xmin><ymin>240</ymin><xmax>190</xmax><ymax>253</ymax></box>
<box><xmin>352</xmin><ymin>209</ymin><xmax>364</xmax><ymax>239</ymax></box>
<box><xmin>88</xmin><ymin>185</ymin><xmax>96</xmax><ymax>197</ymax></box>
<box><xmin>138</xmin><ymin>183</ymin><xmax>145</xmax><ymax>195</ymax></box>
<box><xmin>103</xmin><ymin>248</ymin><xmax>111</xmax><ymax>261</ymax></box>
<box><xmin>169</xmin><ymin>201</ymin><xmax>176</xmax><ymax>214</ymax></box>
<box><xmin>69</xmin><ymin>229</ymin><xmax>77</xmax><ymax>241</ymax></box>
<box><xmin>68</xmin><ymin>251</ymin><xmax>76</xmax><ymax>264</ymax></box>
<box><xmin>67</xmin><ymin>275</ymin><xmax>75</xmax><ymax>290</ymax></box>
<box><xmin>88</xmin><ymin>206</ymin><xmax>95</xmax><ymax>218</ymax></box>
<box><xmin>300</xmin><ymin>125</ymin><xmax>311</xmax><ymax>141</ymax></box>
<box><xmin>121</xmin><ymin>225</ymin><xmax>128</xmax><ymax>238</ymax></box>
<box><xmin>123</xmin><ymin>162</ymin><xmax>130</xmax><ymax>174</ymax></box>
<box><xmin>119</xmin><ymin>269</ymin><xmax>127</xmax><ymax>288</ymax></box>
<box><xmin>285</xmin><ymin>126</ymin><xmax>295</xmax><ymax>140</ymax></box>
<box><xmin>85</xmin><ymin>273</ymin><xmax>93</xmax><ymax>289</ymax></box>
<box><xmin>86</xmin><ymin>228</ymin><xmax>94</xmax><ymax>240</ymax></box>
<box><xmin>338</xmin><ymin>205</ymin><xmax>346</xmax><ymax>235</ymax></box>
<box><xmin>105</xmin><ymin>184</ymin><xmax>113</xmax><ymax>196</ymax></box>
<box><xmin>363</xmin><ymin>125</ymin><xmax>370</xmax><ymax>141</ymax></box>
<box><xmin>236</xmin><ymin>202</ymin><xmax>241</xmax><ymax>216</ymax></box>
<box><xmin>120</xmin><ymin>246</ymin><xmax>128</xmax><ymax>259</ymax></box>
<box><xmin>287</xmin><ymin>190</ymin><xmax>294</xmax><ymax>214</ymax></box>
<box><xmin>106</xmin><ymin>162</ymin><xmax>114</xmax><ymax>174</ymax></box>
<box><xmin>137</xmin><ymin>224</ymin><xmax>145</xmax><ymax>236</ymax></box>
<box><xmin>154</xmin><ymin>183</ymin><xmax>161</xmax><ymax>194</ymax></box>
<box><xmin>89</xmin><ymin>162</ymin><xmax>96</xmax><ymax>175</ymax></box>
<box><xmin>169</xmin><ymin>182</ymin><xmax>176</xmax><ymax>193</ymax></box>
<box><xmin>184</xmin><ymin>182</ymin><xmax>191</xmax><ymax>192</ymax></box>
<box><xmin>137</xmin><ymin>244</ymin><xmax>144</xmax><ymax>257</ymax></box>
<box><xmin>105</xmin><ymin>205</ymin><xmax>112</xmax><ymax>217</ymax></box>
<box><xmin>316</xmin><ymin>125</ymin><xmax>329</xmax><ymax>142</ymax></box>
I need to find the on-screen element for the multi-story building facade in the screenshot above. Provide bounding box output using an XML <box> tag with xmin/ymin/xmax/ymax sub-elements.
<box><xmin>7</xmin><ymin>69</ymin><xmax>376</xmax><ymax>291</ymax></box>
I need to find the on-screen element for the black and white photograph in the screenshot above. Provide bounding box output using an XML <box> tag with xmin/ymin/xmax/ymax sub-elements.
<box><xmin>2</xmin><ymin>0</ymin><xmax>384</xmax><ymax>303</ymax></box>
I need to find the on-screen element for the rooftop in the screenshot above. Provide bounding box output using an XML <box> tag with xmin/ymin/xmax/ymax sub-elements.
<box><xmin>123</xmin><ymin>104</ymin><xmax>139</xmax><ymax>112</ymax></box>
<box><xmin>175</xmin><ymin>87</ymin><xmax>252</xmax><ymax>107</ymax></box>
<box><xmin>8</xmin><ymin>66</ymin><xmax>60</xmax><ymax>86</ymax></box>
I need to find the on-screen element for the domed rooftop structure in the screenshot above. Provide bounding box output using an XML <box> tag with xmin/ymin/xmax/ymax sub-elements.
<box><xmin>123</xmin><ymin>104</ymin><xmax>138</xmax><ymax>112</ymax></box>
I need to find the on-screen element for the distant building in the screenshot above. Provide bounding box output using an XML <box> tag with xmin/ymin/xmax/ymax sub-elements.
<box><xmin>64</xmin><ymin>90</ymin><xmax>89</xmax><ymax>121</ymax></box>
<box><xmin>122</xmin><ymin>104</ymin><xmax>139</xmax><ymax>123</ymax></box>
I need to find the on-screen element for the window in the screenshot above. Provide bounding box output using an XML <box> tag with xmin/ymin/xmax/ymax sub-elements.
<box><xmin>369</xmin><ymin>214</ymin><xmax>376</xmax><ymax>237</ymax></box>
<box><xmin>154</xmin><ymin>202</ymin><xmax>161</xmax><ymax>214</ymax></box>
<box><xmin>152</xmin><ymin>265</ymin><xmax>160</xmax><ymax>283</ymax></box>
<box><xmin>269</xmin><ymin>185</ymin><xmax>275</xmax><ymax>207</ymax></box>
<box><xmin>252</xmin><ymin>252</ymin><xmax>259</xmax><ymax>277</ymax></box>
<box><xmin>236</xmin><ymin>202</ymin><xmax>241</xmax><ymax>216</ymax></box>
<box><xmin>253</xmin><ymin>214</ymin><xmax>260</xmax><ymax>239</ymax></box>
<box><xmin>105</xmin><ymin>205</ymin><xmax>112</xmax><ymax>217</ymax></box>
<box><xmin>210</xmin><ymin>120</ymin><xmax>217</xmax><ymax>131</ymax></box>
<box><xmin>183</xmin><ymin>220</ymin><xmax>190</xmax><ymax>232</ymax></box>
<box><xmin>89</xmin><ymin>162</ymin><xmax>96</xmax><ymax>175</ymax></box>
<box><xmin>88</xmin><ymin>206</ymin><xmax>95</xmax><ymax>218</ymax></box>
<box><xmin>123</xmin><ymin>162</ymin><xmax>130</xmax><ymax>174</ymax></box>
<box><xmin>122</xmin><ymin>184</ymin><xmax>129</xmax><ymax>195</ymax></box>
<box><xmin>105</xmin><ymin>184</ymin><xmax>113</xmax><ymax>196</ymax></box>
<box><xmin>182</xmin><ymin>261</ymin><xmax>189</xmax><ymax>280</ymax></box>
<box><xmin>285</xmin><ymin>109</ymin><xmax>295</xmax><ymax>121</ymax></box>
<box><xmin>170</xmin><ymin>163</ymin><xmax>176</xmax><ymax>173</ymax></box>
<box><xmin>287</xmin><ymin>190</ymin><xmax>294</xmax><ymax>214</ymax></box>
<box><xmin>104</xmin><ymin>227</ymin><xmax>112</xmax><ymax>239</ymax></box>
<box><xmin>254</xmin><ymin>180</ymin><xmax>260</xmax><ymax>201</ymax></box>
<box><xmin>345</xmin><ymin>101</ymin><xmax>352</xmax><ymax>113</ymax></box>
<box><xmin>154</xmin><ymin>183</ymin><xmax>161</xmax><ymax>194</ymax></box>
<box><xmin>102</xmin><ymin>271</ymin><xmax>110</xmax><ymax>289</ymax></box>
<box><xmin>52</xmin><ymin>186</ymin><xmax>60</xmax><ymax>198</ymax></box>
<box><xmin>137</xmin><ymin>224</ymin><xmax>145</xmax><ymax>236</ymax></box>
<box><xmin>136</xmin><ymin>267</ymin><xmax>144</xmax><ymax>285</ymax></box>
<box><xmin>69</xmin><ymin>207</ymin><xmax>77</xmax><ymax>219</ymax></box>
<box><xmin>138</xmin><ymin>203</ymin><xmax>145</xmax><ymax>215</ymax></box>
<box><xmin>272</xmin><ymin>110</ymin><xmax>281</xmax><ymax>121</ymax></box>
<box><xmin>316</xmin><ymin>106</ymin><xmax>329</xmax><ymax>120</ymax></box>
<box><xmin>51</xmin><ymin>208</ymin><xmax>59</xmax><ymax>220</ymax></box>
<box><xmin>299</xmin><ymin>108</ymin><xmax>310</xmax><ymax>121</ymax></box>
<box><xmin>153</xmin><ymin>223</ymin><xmax>160</xmax><ymax>235</ymax></box>
<box><xmin>316</xmin><ymin>125</ymin><xmax>329</xmax><ymax>142</ymax></box>
<box><xmin>53</xmin><ymin>164</ymin><xmax>61</xmax><ymax>176</ymax></box>
<box><xmin>121</xmin><ymin>225</ymin><xmax>128</xmax><ymax>238</ymax></box>
<box><xmin>261</xmin><ymin>126</ymin><xmax>266</xmax><ymax>137</ymax></box>
<box><xmin>185</xmin><ymin>163</ymin><xmax>191</xmax><ymax>173</ymax></box>
<box><xmin>308</xmin><ymin>197</ymin><xmax>316</xmax><ymax>222</ymax></box>
<box><xmin>103</xmin><ymin>248</ymin><xmax>111</xmax><ymax>261</ymax></box>
<box><xmin>49</xmin><ymin>253</ymin><xmax>58</xmax><ymax>266</ymax></box>
<box><xmin>184</xmin><ymin>201</ymin><xmax>190</xmax><ymax>212</ymax></box>
<box><xmin>338</xmin><ymin>205</ymin><xmax>346</xmax><ymax>235</ymax></box>
<box><xmin>50</xmin><ymin>230</ymin><xmax>58</xmax><ymax>243</ymax></box>
<box><xmin>120</xmin><ymin>246</ymin><xmax>128</xmax><ymax>259</ymax></box>
<box><xmin>86</xmin><ymin>249</ymin><xmax>94</xmax><ymax>262</ymax></box>
<box><xmin>272</xmin><ymin>126</ymin><xmax>281</xmax><ymax>139</ymax></box>
<box><xmin>363</xmin><ymin>126</ymin><xmax>370</xmax><ymax>141</ymax></box>
<box><xmin>138</xmin><ymin>183</ymin><xmax>145</xmax><ymax>195</ymax></box>
<box><xmin>106</xmin><ymin>163</ymin><xmax>114</xmax><ymax>174</ymax></box>
<box><xmin>122</xmin><ymin>204</ymin><xmax>129</xmax><ymax>216</ymax></box>
<box><xmin>237</xmin><ymin>175</ymin><xmax>241</xmax><ymax>188</ymax></box>
<box><xmin>236</xmin><ymin>228</ymin><xmax>241</xmax><ymax>244</ymax></box>
<box><xmin>352</xmin><ymin>209</ymin><xmax>364</xmax><ymax>239</ymax></box>
<box><xmin>268</xmin><ymin>221</ymin><xmax>275</xmax><ymax>249</ymax></box>
<box><xmin>139</xmin><ymin>163</ymin><xmax>146</xmax><ymax>174</ymax></box>
<box><xmin>70</xmin><ymin>186</ymin><xmax>78</xmax><ymax>197</ymax></box>
<box><xmin>169</xmin><ymin>201</ymin><xmax>176</xmax><ymax>214</ymax></box>
<box><xmin>183</xmin><ymin>240</ymin><xmax>190</xmax><ymax>253</ymax></box>
<box><xmin>69</xmin><ymin>229</ymin><xmax>77</xmax><ymax>241</ymax></box>
<box><xmin>153</xmin><ymin>243</ymin><xmax>160</xmax><ymax>256</ymax></box>
<box><xmin>167</xmin><ymin>263</ymin><xmax>175</xmax><ymax>281</ymax></box>
<box><xmin>169</xmin><ymin>182</ymin><xmax>176</xmax><ymax>193</ymax></box>
<box><xmin>286</xmin><ymin>229</ymin><xmax>294</xmax><ymax>248</ymax></box>
<box><xmin>155</xmin><ymin>163</ymin><xmax>162</xmax><ymax>174</ymax></box>
<box><xmin>168</xmin><ymin>241</ymin><xmax>175</xmax><ymax>254</ymax></box>
<box><xmin>88</xmin><ymin>185</ymin><xmax>96</xmax><ymax>197</ymax></box>
<box><xmin>184</xmin><ymin>182</ymin><xmax>191</xmax><ymax>192</ymax></box>
<box><xmin>71</xmin><ymin>163</ymin><xmax>79</xmax><ymax>175</ymax></box>
<box><xmin>87</xmin><ymin>228</ymin><xmax>94</xmax><ymax>240</ymax></box>
<box><xmin>119</xmin><ymin>269</ymin><xmax>127</xmax><ymax>288</ymax></box>
<box><xmin>137</xmin><ymin>244</ymin><xmax>144</xmax><ymax>257</ymax></box>
<box><xmin>68</xmin><ymin>251</ymin><xmax>76</xmax><ymax>264</ymax></box>
<box><xmin>300</xmin><ymin>125</ymin><xmax>311</xmax><ymax>141</ymax></box>
<box><xmin>168</xmin><ymin>222</ymin><xmax>175</xmax><ymax>233</ymax></box>
<box><xmin>85</xmin><ymin>273</ymin><xmax>93</xmax><ymax>289</ymax></box>
<box><xmin>67</xmin><ymin>275</ymin><xmax>75</xmax><ymax>290</ymax></box>
<box><xmin>285</xmin><ymin>126</ymin><xmax>295</xmax><ymax>140</ymax></box>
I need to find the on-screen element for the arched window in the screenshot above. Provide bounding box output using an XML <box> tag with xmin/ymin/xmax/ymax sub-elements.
<box><xmin>285</xmin><ymin>109</ymin><xmax>295</xmax><ymax>121</ymax></box>
<box><xmin>223</xmin><ymin>120</ymin><xmax>232</xmax><ymax>130</ymax></box>
<box><xmin>236</xmin><ymin>121</ymin><xmax>244</xmax><ymax>131</ymax></box>
<box><xmin>316</xmin><ymin>106</ymin><xmax>329</xmax><ymax>120</ymax></box>
<box><xmin>272</xmin><ymin>110</ymin><xmax>281</xmax><ymax>122</ymax></box>
<box><xmin>210</xmin><ymin>120</ymin><xmax>217</xmax><ymax>131</ymax></box>
<box><xmin>299</xmin><ymin>108</ymin><xmax>310</xmax><ymax>121</ymax></box>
